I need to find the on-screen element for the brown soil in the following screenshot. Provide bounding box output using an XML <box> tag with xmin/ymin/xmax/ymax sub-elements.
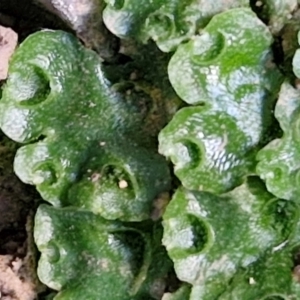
<box><xmin>0</xmin><ymin>133</ymin><xmax>43</xmax><ymax>300</ymax></box>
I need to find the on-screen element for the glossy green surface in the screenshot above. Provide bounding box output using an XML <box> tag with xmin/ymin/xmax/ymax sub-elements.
<box><xmin>168</xmin><ymin>8</ymin><xmax>280</xmax><ymax>135</ymax></box>
<box><xmin>0</xmin><ymin>30</ymin><xmax>171</xmax><ymax>221</ymax></box>
<box><xmin>162</xmin><ymin>177</ymin><xmax>285</xmax><ymax>298</ymax></box>
<box><xmin>103</xmin><ymin>0</ymin><xmax>248</xmax><ymax>52</ymax></box>
<box><xmin>34</xmin><ymin>204</ymin><xmax>158</xmax><ymax>299</ymax></box>
<box><xmin>1</xmin><ymin>5</ymin><xmax>299</xmax><ymax>300</ymax></box>
<box><xmin>257</xmin><ymin>82</ymin><xmax>300</xmax><ymax>201</ymax></box>
<box><xmin>159</xmin><ymin>8</ymin><xmax>282</xmax><ymax>193</ymax></box>
<box><xmin>159</xmin><ymin>106</ymin><xmax>254</xmax><ymax>193</ymax></box>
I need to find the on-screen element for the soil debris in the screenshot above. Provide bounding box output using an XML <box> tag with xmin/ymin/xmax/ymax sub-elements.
<box><xmin>0</xmin><ymin>26</ymin><xmax>17</xmax><ymax>81</ymax></box>
<box><xmin>0</xmin><ymin>255</ymin><xmax>36</xmax><ymax>300</ymax></box>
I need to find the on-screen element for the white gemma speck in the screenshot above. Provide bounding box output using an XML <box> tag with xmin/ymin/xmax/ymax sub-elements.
<box><xmin>32</xmin><ymin>173</ymin><xmax>45</xmax><ymax>185</ymax></box>
<box><xmin>99</xmin><ymin>141</ymin><xmax>106</xmax><ymax>146</ymax></box>
<box><xmin>118</xmin><ymin>180</ymin><xmax>128</xmax><ymax>189</ymax></box>
<box><xmin>249</xmin><ymin>277</ymin><xmax>256</xmax><ymax>285</ymax></box>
